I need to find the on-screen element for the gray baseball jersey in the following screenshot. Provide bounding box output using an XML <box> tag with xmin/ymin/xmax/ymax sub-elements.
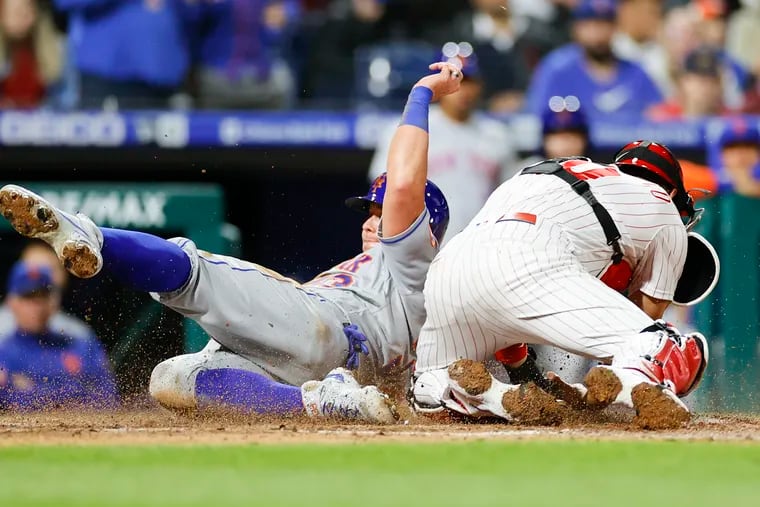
<box><xmin>153</xmin><ymin>209</ymin><xmax>437</xmax><ymax>387</ymax></box>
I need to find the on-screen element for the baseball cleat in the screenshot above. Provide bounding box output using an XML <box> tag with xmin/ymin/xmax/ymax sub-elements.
<box><xmin>544</xmin><ymin>371</ymin><xmax>588</xmax><ymax>410</ymax></box>
<box><xmin>499</xmin><ymin>382</ymin><xmax>564</xmax><ymax>425</ymax></box>
<box><xmin>0</xmin><ymin>185</ymin><xmax>103</xmax><ymax>278</ymax></box>
<box><xmin>583</xmin><ymin>365</ymin><xmax>690</xmax><ymax>429</ymax></box>
<box><xmin>301</xmin><ymin>368</ymin><xmax>399</xmax><ymax>424</ymax></box>
<box><xmin>448</xmin><ymin>359</ymin><xmax>564</xmax><ymax>425</ymax></box>
<box><xmin>583</xmin><ymin>366</ymin><xmax>623</xmax><ymax>409</ymax></box>
<box><xmin>630</xmin><ymin>383</ymin><xmax>690</xmax><ymax>430</ymax></box>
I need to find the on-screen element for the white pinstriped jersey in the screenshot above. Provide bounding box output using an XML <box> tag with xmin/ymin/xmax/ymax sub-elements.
<box><xmin>467</xmin><ymin>162</ymin><xmax>688</xmax><ymax>298</ymax></box>
<box><xmin>414</xmin><ymin>160</ymin><xmax>689</xmax><ymax>372</ymax></box>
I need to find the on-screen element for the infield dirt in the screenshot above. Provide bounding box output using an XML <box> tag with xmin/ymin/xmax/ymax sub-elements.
<box><xmin>1</xmin><ymin>408</ymin><xmax>758</xmax><ymax>446</ymax></box>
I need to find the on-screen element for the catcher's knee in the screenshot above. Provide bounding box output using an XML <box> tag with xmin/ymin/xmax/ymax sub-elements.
<box><xmin>149</xmin><ymin>353</ymin><xmax>206</xmax><ymax>410</ymax></box>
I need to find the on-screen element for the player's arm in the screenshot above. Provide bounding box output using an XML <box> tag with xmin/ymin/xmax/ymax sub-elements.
<box><xmin>629</xmin><ymin>292</ymin><xmax>670</xmax><ymax>320</ymax></box>
<box><xmin>628</xmin><ymin>225</ymin><xmax>689</xmax><ymax>319</ymax></box>
<box><xmin>380</xmin><ymin>63</ymin><xmax>462</xmax><ymax>238</ymax></box>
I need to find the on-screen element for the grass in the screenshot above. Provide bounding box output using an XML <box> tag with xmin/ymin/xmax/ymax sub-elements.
<box><xmin>1</xmin><ymin>440</ymin><xmax>759</xmax><ymax>507</ymax></box>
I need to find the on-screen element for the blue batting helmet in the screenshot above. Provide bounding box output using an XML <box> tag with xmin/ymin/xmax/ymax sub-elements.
<box><xmin>345</xmin><ymin>173</ymin><xmax>450</xmax><ymax>243</ymax></box>
<box><xmin>541</xmin><ymin>107</ymin><xmax>589</xmax><ymax>137</ymax></box>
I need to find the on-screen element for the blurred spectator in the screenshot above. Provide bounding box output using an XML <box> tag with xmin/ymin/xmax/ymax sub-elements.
<box><xmin>0</xmin><ymin>0</ymin><xmax>63</xmax><ymax>108</ymax></box>
<box><xmin>369</xmin><ymin>44</ymin><xmax>516</xmax><ymax>239</ymax></box>
<box><xmin>612</xmin><ymin>0</ymin><xmax>671</xmax><ymax>96</ymax></box>
<box><xmin>515</xmin><ymin>100</ymin><xmax>591</xmax><ymax>173</ymax></box>
<box><xmin>526</xmin><ymin>0</ymin><xmax>662</xmax><ymax>118</ymax></box>
<box><xmin>55</xmin><ymin>0</ymin><xmax>200</xmax><ymax>109</ymax></box>
<box><xmin>726</xmin><ymin>0</ymin><xmax>760</xmax><ymax>74</ymax></box>
<box><xmin>0</xmin><ymin>261</ymin><xmax>118</xmax><ymax>410</ymax></box>
<box><xmin>0</xmin><ymin>241</ymin><xmax>96</xmax><ymax>339</ymax></box>
<box><xmin>444</xmin><ymin>0</ymin><xmax>560</xmax><ymax>113</ymax></box>
<box><xmin>648</xmin><ymin>45</ymin><xmax>732</xmax><ymax>119</ymax></box>
<box><xmin>353</xmin><ymin>41</ymin><xmax>437</xmax><ymax>109</ymax></box>
<box><xmin>196</xmin><ymin>0</ymin><xmax>299</xmax><ymax>109</ymax></box>
<box><xmin>662</xmin><ymin>4</ymin><xmax>748</xmax><ymax>110</ymax></box>
<box><xmin>540</xmin><ymin>101</ymin><xmax>591</xmax><ymax>158</ymax></box>
<box><xmin>714</xmin><ymin>117</ymin><xmax>760</xmax><ymax>196</ymax></box>
<box><xmin>509</xmin><ymin>0</ymin><xmax>575</xmax><ymax>33</ymax></box>
<box><xmin>694</xmin><ymin>0</ymin><xmax>727</xmax><ymax>46</ymax></box>
<box><xmin>301</xmin><ymin>0</ymin><xmax>388</xmax><ymax>106</ymax></box>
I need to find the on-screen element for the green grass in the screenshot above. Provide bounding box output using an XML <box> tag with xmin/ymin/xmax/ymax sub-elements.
<box><xmin>1</xmin><ymin>441</ymin><xmax>759</xmax><ymax>507</ymax></box>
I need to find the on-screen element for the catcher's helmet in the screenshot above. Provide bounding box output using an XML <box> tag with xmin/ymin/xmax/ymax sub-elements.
<box><xmin>345</xmin><ymin>173</ymin><xmax>450</xmax><ymax>243</ymax></box>
<box><xmin>614</xmin><ymin>140</ymin><xmax>702</xmax><ymax>230</ymax></box>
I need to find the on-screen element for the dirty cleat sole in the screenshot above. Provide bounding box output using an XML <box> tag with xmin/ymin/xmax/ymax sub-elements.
<box><xmin>0</xmin><ymin>185</ymin><xmax>59</xmax><ymax>236</ymax></box>
<box><xmin>583</xmin><ymin>366</ymin><xmax>623</xmax><ymax>409</ymax></box>
<box><xmin>0</xmin><ymin>185</ymin><xmax>102</xmax><ymax>278</ymax></box>
<box><xmin>447</xmin><ymin>359</ymin><xmax>492</xmax><ymax>396</ymax></box>
<box><xmin>631</xmin><ymin>383</ymin><xmax>690</xmax><ymax>430</ymax></box>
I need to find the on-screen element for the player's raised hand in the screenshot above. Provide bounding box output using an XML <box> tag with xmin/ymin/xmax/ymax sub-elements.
<box><xmin>413</xmin><ymin>62</ymin><xmax>463</xmax><ymax>102</ymax></box>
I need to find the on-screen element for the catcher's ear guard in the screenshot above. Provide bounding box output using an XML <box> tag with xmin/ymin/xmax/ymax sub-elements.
<box><xmin>673</xmin><ymin>232</ymin><xmax>720</xmax><ymax>306</ymax></box>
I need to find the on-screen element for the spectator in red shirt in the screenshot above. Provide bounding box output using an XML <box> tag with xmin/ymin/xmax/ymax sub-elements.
<box><xmin>648</xmin><ymin>45</ymin><xmax>732</xmax><ymax>120</ymax></box>
<box><xmin>0</xmin><ymin>0</ymin><xmax>62</xmax><ymax>108</ymax></box>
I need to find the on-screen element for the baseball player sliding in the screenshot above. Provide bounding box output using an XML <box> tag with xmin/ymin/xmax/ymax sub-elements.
<box><xmin>411</xmin><ymin>144</ymin><xmax>713</xmax><ymax>429</ymax></box>
<box><xmin>0</xmin><ymin>63</ymin><xmax>462</xmax><ymax>423</ymax></box>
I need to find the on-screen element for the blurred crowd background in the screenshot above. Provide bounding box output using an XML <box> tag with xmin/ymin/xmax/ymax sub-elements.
<box><xmin>0</xmin><ymin>0</ymin><xmax>758</xmax><ymax>116</ymax></box>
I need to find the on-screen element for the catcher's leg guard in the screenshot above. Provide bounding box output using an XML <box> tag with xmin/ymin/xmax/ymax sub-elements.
<box><xmin>583</xmin><ymin>321</ymin><xmax>709</xmax><ymax>429</ymax></box>
<box><xmin>620</xmin><ymin>321</ymin><xmax>709</xmax><ymax>397</ymax></box>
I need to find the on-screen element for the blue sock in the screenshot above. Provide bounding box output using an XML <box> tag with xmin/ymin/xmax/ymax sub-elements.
<box><xmin>100</xmin><ymin>228</ymin><xmax>192</xmax><ymax>292</ymax></box>
<box><xmin>195</xmin><ymin>369</ymin><xmax>304</xmax><ymax>416</ymax></box>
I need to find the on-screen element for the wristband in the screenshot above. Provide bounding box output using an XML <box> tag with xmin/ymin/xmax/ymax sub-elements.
<box><xmin>400</xmin><ymin>86</ymin><xmax>433</xmax><ymax>132</ymax></box>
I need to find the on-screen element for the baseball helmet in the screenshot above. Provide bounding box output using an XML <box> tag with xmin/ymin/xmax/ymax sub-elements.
<box><xmin>614</xmin><ymin>140</ymin><xmax>702</xmax><ymax>230</ymax></box>
<box><xmin>541</xmin><ymin>107</ymin><xmax>589</xmax><ymax>137</ymax></box>
<box><xmin>345</xmin><ymin>173</ymin><xmax>450</xmax><ymax>243</ymax></box>
<box><xmin>718</xmin><ymin>117</ymin><xmax>760</xmax><ymax>148</ymax></box>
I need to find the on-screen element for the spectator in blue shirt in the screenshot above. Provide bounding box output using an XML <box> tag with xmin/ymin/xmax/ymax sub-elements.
<box><xmin>0</xmin><ymin>261</ymin><xmax>118</xmax><ymax>410</ymax></box>
<box><xmin>0</xmin><ymin>241</ymin><xmax>99</xmax><ymax>339</ymax></box>
<box><xmin>54</xmin><ymin>0</ymin><xmax>200</xmax><ymax>109</ymax></box>
<box><xmin>526</xmin><ymin>0</ymin><xmax>662</xmax><ymax>118</ymax></box>
<box><xmin>196</xmin><ymin>0</ymin><xmax>300</xmax><ymax>109</ymax></box>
